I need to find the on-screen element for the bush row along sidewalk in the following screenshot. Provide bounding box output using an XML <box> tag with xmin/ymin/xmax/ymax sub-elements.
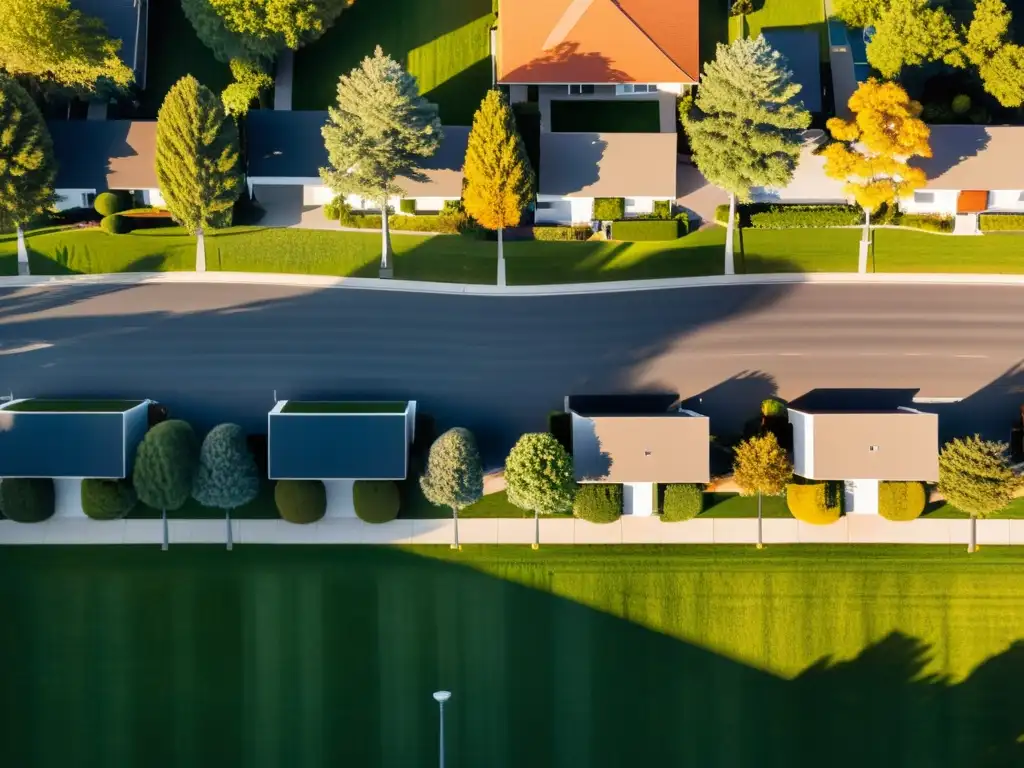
<box><xmin>4</xmin><ymin>515</ymin><xmax>1024</xmax><ymax>547</ymax></box>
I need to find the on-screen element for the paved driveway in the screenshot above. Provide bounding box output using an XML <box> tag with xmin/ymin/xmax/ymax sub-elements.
<box><xmin>676</xmin><ymin>162</ymin><xmax>726</xmax><ymax>228</ymax></box>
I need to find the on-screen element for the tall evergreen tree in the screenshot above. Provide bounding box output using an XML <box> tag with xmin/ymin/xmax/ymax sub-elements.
<box><xmin>0</xmin><ymin>76</ymin><xmax>57</xmax><ymax>238</ymax></box>
<box><xmin>156</xmin><ymin>76</ymin><xmax>242</xmax><ymax>271</ymax></box>
<box><xmin>939</xmin><ymin>435</ymin><xmax>1020</xmax><ymax>553</ymax></box>
<box><xmin>0</xmin><ymin>0</ymin><xmax>134</xmax><ymax>93</ymax></box>
<box><xmin>682</xmin><ymin>37</ymin><xmax>810</xmax><ymax>275</ymax></box>
<box><xmin>463</xmin><ymin>90</ymin><xmax>534</xmax><ymax>265</ymax></box>
<box><xmin>320</xmin><ymin>46</ymin><xmax>442</xmax><ymax>275</ymax></box>
<box><xmin>420</xmin><ymin>428</ymin><xmax>484</xmax><ymax>550</ymax></box>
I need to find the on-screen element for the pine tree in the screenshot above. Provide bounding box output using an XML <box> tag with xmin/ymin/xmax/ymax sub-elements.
<box><xmin>682</xmin><ymin>37</ymin><xmax>810</xmax><ymax>275</ymax></box>
<box><xmin>420</xmin><ymin>428</ymin><xmax>484</xmax><ymax>550</ymax></box>
<box><xmin>0</xmin><ymin>0</ymin><xmax>134</xmax><ymax>93</ymax></box>
<box><xmin>867</xmin><ymin>0</ymin><xmax>964</xmax><ymax>78</ymax></box>
<box><xmin>463</xmin><ymin>90</ymin><xmax>534</xmax><ymax>262</ymax></box>
<box><xmin>0</xmin><ymin>76</ymin><xmax>57</xmax><ymax>235</ymax></box>
<box><xmin>939</xmin><ymin>435</ymin><xmax>1020</xmax><ymax>553</ymax></box>
<box><xmin>320</xmin><ymin>46</ymin><xmax>442</xmax><ymax>274</ymax></box>
<box><xmin>732</xmin><ymin>432</ymin><xmax>792</xmax><ymax>549</ymax></box>
<box><xmin>156</xmin><ymin>76</ymin><xmax>242</xmax><ymax>270</ymax></box>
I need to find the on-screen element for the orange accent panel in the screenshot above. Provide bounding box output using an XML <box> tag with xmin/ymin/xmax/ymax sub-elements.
<box><xmin>957</xmin><ymin>190</ymin><xmax>988</xmax><ymax>214</ymax></box>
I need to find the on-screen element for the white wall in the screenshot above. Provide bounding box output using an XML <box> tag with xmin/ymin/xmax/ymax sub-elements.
<box><xmin>55</xmin><ymin>189</ymin><xmax>95</xmax><ymax>211</ymax></box>
<box><xmin>899</xmin><ymin>189</ymin><xmax>959</xmax><ymax>215</ymax></box>
<box><xmin>987</xmin><ymin>190</ymin><xmax>1024</xmax><ymax>212</ymax></box>
<box><xmin>323</xmin><ymin>479</ymin><xmax>356</xmax><ymax>518</ymax></box>
<box><xmin>344</xmin><ymin>193</ymin><xmax>458</xmax><ymax>213</ymax></box>
<box><xmin>536</xmin><ymin>195</ymin><xmax>594</xmax><ymax>224</ymax></box>
<box><xmin>53</xmin><ymin>479</ymin><xmax>86</xmax><ymax>519</ymax></box>
<box><xmin>624</xmin><ymin>197</ymin><xmax>657</xmax><ymax>216</ymax></box>
<box><xmin>788</xmin><ymin>410</ymin><xmax>814</xmax><ymax>478</ymax></box>
<box><xmin>306</xmin><ymin>185</ymin><xmax>336</xmax><ymax>205</ymax></box>
<box><xmin>623</xmin><ymin>482</ymin><xmax>654</xmax><ymax>517</ymax></box>
<box><xmin>844</xmin><ymin>479</ymin><xmax>880</xmax><ymax>515</ymax></box>
<box><xmin>123</xmin><ymin>401</ymin><xmax>151</xmax><ymax>476</ymax></box>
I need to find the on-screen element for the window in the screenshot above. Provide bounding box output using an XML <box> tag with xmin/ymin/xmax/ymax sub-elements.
<box><xmin>536</xmin><ymin>201</ymin><xmax>555</xmax><ymax>210</ymax></box>
<box><xmin>568</xmin><ymin>84</ymin><xmax>595</xmax><ymax>95</ymax></box>
<box><xmin>616</xmin><ymin>84</ymin><xmax>656</xmax><ymax>95</ymax></box>
<box><xmin>913</xmin><ymin>191</ymin><xmax>934</xmax><ymax>204</ymax></box>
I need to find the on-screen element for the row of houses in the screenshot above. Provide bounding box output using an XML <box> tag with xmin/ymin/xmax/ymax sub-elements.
<box><xmin>0</xmin><ymin>393</ymin><xmax>937</xmax><ymax>519</ymax></box>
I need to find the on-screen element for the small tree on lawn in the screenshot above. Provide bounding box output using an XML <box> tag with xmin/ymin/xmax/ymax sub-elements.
<box><xmin>938</xmin><ymin>435</ymin><xmax>1020</xmax><ymax>553</ymax></box>
<box><xmin>320</xmin><ymin>46</ymin><xmax>442</xmax><ymax>275</ymax></box>
<box><xmin>420</xmin><ymin>427</ymin><xmax>484</xmax><ymax>550</ymax></box>
<box><xmin>0</xmin><ymin>76</ymin><xmax>57</xmax><ymax>258</ymax></box>
<box><xmin>133</xmin><ymin>420</ymin><xmax>200</xmax><ymax>550</ymax></box>
<box><xmin>822</xmin><ymin>79</ymin><xmax>930</xmax><ymax>272</ymax></box>
<box><xmin>463</xmin><ymin>90</ymin><xmax>535</xmax><ymax>265</ymax></box>
<box><xmin>156</xmin><ymin>75</ymin><xmax>243</xmax><ymax>271</ymax></box>
<box><xmin>681</xmin><ymin>37</ymin><xmax>810</xmax><ymax>275</ymax></box>
<box><xmin>505</xmin><ymin>432</ymin><xmax>576</xmax><ymax>549</ymax></box>
<box><xmin>193</xmin><ymin>423</ymin><xmax>260</xmax><ymax>550</ymax></box>
<box><xmin>732</xmin><ymin>431</ymin><xmax>792</xmax><ymax>549</ymax></box>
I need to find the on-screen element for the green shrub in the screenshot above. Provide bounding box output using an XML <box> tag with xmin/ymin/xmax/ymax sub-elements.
<box><xmin>442</xmin><ymin>199</ymin><xmax>464</xmax><ymax>215</ymax></box>
<box><xmin>786</xmin><ymin>483</ymin><xmax>841</xmax><ymax>525</ymax></box>
<box><xmin>731</xmin><ymin>0</ymin><xmax>754</xmax><ymax>14</ymax></box>
<box><xmin>653</xmin><ymin>199</ymin><xmax>672</xmax><ymax>219</ymax></box>
<box><xmin>274</xmin><ymin>480</ymin><xmax>326</xmax><ymax>524</ymax></box>
<box><xmin>715</xmin><ymin>203</ymin><xmax>739</xmax><ymax>226</ymax></box>
<box><xmin>353</xmin><ymin>480</ymin><xmax>400</xmax><ymax>523</ymax></box>
<box><xmin>761</xmin><ymin>399</ymin><xmax>787</xmax><ymax>418</ymax></box>
<box><xmin>1</xmin><ymin>478</ymin><xmax>55</xmax><ymax>523</ymax></box>
<box><xmin>399</xmin><ymin>198</ymin><xmax>417</xmax><ymax>214</ymax></box>
<box><xmin>611</xmin><ymin>219</ymin><xmax>680</xmax><ymax>241</ymax></box>
<box><xmin>593</xmin><ymin>197</ymin><xmax>625</xmax><ymax>220</ymax></box>
<box><xmin>661</xmin><ymin>483</ymin><xmax>704</xmax><ymax>522</ymax></box>
<box><xmin>323</xmin><ymin>197</ymin><xmax>341</xmax><ymax>222</ymax></box>
<box><xmin>952</xmin><ymin>94</ymin><xmax>971</xmax><ymax>114</ymax></box>
<box><xmin>340</xmin><ymin>213</ymin><xmax>464</xmax><ymax>234</ymax></box>
<box><xmin>895</xmin><ymin>213</ymin><xmax>953</xmax><ymax>233</ymax></box>
<box><xmin>878</xmin><ymin>481</ymin><xmax>926</xmax><ymax>522</ymax></box>
<box><xmin>81</xmin><ymin>478</ymin><xmax>137</xmax><ymax>520</ymax></box>
<box><xmin>100</xmin><ymin>213</ymin><xmax>131</xmax><ymax>234</ymax></box>
<box><xmin>531</xmin><ymin>225</ymin><xmax>592</xmax><ymax>241</ymax></box>
<box><xmin>675</xmin><ymin>211</ymin><xmax>689</xmax><ymax>234</ymax></box>
<box><xmin>750</xmin><ymin>205</ymin><xmax>862</xmax><ymax>229</ymax></box>
<box><xmin>980</xmin><ymin>214</ymin><xmax>1024</xmax><ymax>232</ymax></box>
<box><xmin>94</xmin><ymin>191</ymin><xmax>130</xmax><ymax>217</ymax></box>
<box><xmin>573</xmin><ymin>483</ymin><xmax>622</xmax><ymax>523</ymax></box>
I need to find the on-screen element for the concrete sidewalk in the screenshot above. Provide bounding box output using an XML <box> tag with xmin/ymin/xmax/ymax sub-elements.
<box><xmin>1</xmin><ymin>515</ymin><xmax>1019</xmax><ymax>547</ymax></box>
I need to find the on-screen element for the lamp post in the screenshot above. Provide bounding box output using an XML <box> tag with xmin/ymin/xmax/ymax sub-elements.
<box><xmin>433</xmin><ymin>690</ymin><xmax>451</xmax><ymax>768</ymax></box>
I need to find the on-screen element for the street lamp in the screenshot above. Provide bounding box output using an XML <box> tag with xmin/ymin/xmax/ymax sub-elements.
<box><xmin>432</xmin><ymin>690</ymin><xmax>451</xmax><ymax>768</ymax></box>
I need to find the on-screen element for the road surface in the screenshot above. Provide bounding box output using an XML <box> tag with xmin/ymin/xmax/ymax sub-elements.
<box><xmin>0</xmin><ymin>282</ymin><xmax>1021</xmax><ymax>463</ymax></box>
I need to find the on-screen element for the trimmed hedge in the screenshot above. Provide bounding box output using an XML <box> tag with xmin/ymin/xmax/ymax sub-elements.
<box><xmin>896</xmin><ymin>213</ymin><xmax>953</xmax><ymax>233</ymax></box>
<box><xmin>750</xmin><ymin>205</ymin><xmax>862</xmax><ymax>229</ymax></box>
<box><xmin>81</xmin><ymin>478</ymin><xmax>137</xmax><ymax>520</ymax></box>
<box><xmin>980</xmin><ymin>214</ymin><xmax>1024</xmax><ymax>232</ymax></box>
<box><xmin>761</xmin><ymin>399</ymin><xmax>786</xmax><ymax>418</ymax></box>
<box><xmin>786</xmin><ymin>483</ymin><xmax>841</xmax><ymax>525</ymax></box>
<box><xmin>399</xmin><ymin>198</ymin><xmax>417</xmax><ymax>214</ymax></box>
<box><xmin>344</xmin><ymin>213</ymin><xmax>466</xmax><ymax>234</ymax></box>
<box><xmin>94</xmin><ymin>191</ymin><xmax>130</xmax><ymax>217</ymax></box>
<box><xmin>661</xmin><ymin>483</ymin><xmax>704</xmax><ymax>522</ymax></box>
<box><xmin>878</xmin><ymin>481</ymin><xmax>926</xmax><ymax>522</ymax></box>
<box><xmin>275</xmin><ymin>479</ymin><xmax>326</xmax><ymax>524</ymax></box>
<box><xmin>531</xmin><ymin>225</ymin><xmax>592</xmax><ymax>241</ymax></box>
<box><xmin>593</xmin><ymin>197</ymin><xmax>625</xmax><ymax>220</ymax></box>
<box><xmin>611</xmin><ymin>219</ymin><xmax>680</xmax><ymax>241</ymax></box>
<box><xmin>100</xmin><ymin>214</ymin><xmax>130</xmax><ymax>234</ymax></box>
<box><xmin>353</xmin><ymin>480</ymin><xmax>400</xmax><ymax>523</ymax></box>
<box><xmin>1</xmin><ymin>478</ymin><xmax>55</xmax><ymax>523</ymax></box>
<box><xmin>653</xmin><ymin>199</ymin><xmax>672</xmax><ymax>218</ymax></box>
<box><xmin>573</xmin><ymin>483</ymin><xmax>622</xmax><ymax>523</ymax></box>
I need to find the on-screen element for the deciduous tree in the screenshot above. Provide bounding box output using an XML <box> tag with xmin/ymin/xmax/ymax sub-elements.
<box><xmin>420</xmin><ymin>427</ymin><xmax>484</xmax><ymax>549</ymax></box>
<box><xmin>939</xmin><ymin>435</ymin><xmax>1020</xmax><ymax>553</ymax></box>
<box><xmin>221</xmin><ymin>58</ymin><xmax>273</xmax><ymax>118</ymax></box>
<box><xmin>732</xmin><ymin>431</ymin><xmax>792</xmax><ymax>549</ymax></box>
<box><xmin>0</xmin><ymin>0</ymin><xmax>134</xmax><ymax>93</ymax></box>
<box><xmin>505</xmin><ymin>432</ymin><xmax>575</xmax><ymax>549</ymax></box>
<box><xmin>193</xmin><ymin>424</ymin><xmax>259</xmax><ymax>510</ymax></box>
<box><xmin>320</xmin><ymin>47</ymin><xmax>442</xmax><ymax>275</ymax></box>
<box><xmin>966</xmin><ymin>0</ymin><xmax>1024</xmax><ymax>107</ymax></box>
<box><xmin>0</xmin><ymin>76</ymin><xmax>57</xmax><ymax>239</ymax></box>
<box><xmin>134</xmin><ymin>420</ymin><xmax>200</xmax><ymax>548</ymax></box>
<box><xmin>867</xmin><ymin>0</ymin><xmax>963</xmax><ymax>78</ymax></box>
<box><xmin>681</xmin><ymin>37</ymin><xmax>810</xmax><ymax>275</ymax></box>
<box><xmin>832</xmin><ymin>0</ymin><xmax>891</xmax><ymax>27</ymax></box>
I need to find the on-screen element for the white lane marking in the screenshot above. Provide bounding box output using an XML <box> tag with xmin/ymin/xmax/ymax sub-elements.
<box><xmin>0</xmin><ymin>342</ymin><xmax>52</xmax><ymax>355</ymax></box>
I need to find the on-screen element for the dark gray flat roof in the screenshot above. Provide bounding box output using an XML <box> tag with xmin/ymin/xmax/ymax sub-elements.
<box><xmin>0</xmin><ymin>411</ymin><xmax>127</xmax><ymax>478</ymax></box>
<box><xmin>268</xmin><ymin>411</ymin><xmax>408</xmax><ymax>479</ymax></box>
<box><xmin>73</xmin><ymin>0</ymin><xmax>139</xmax><ymax>69</ymax></box>
<box><xmin>762</xmin><ymin>29</ymin><xmax>823</xmax><ymax>113</ymax></box>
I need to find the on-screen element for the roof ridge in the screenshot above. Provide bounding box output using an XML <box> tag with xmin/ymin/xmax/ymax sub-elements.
<box><xmin>609</xmin><ymin>0</ymin><xmax>694</xmax><ymax>80</ymax></box>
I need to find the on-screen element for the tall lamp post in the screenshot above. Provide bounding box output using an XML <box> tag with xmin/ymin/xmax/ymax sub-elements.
<box><xmin>433</xmin><ymin>690</ymin><xmax>451</xmax><ymax>768</ymax></box>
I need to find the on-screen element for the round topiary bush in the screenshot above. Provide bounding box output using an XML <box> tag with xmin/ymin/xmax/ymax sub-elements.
<box><xmin>572</xmin><ymin>483</ymin><xmax>622</xmax><ymax>524</ymax></box>
<box><xmin>353</xmin><ymin>480</ymin><xmax>400</xmax><ymax>523</ymax></box>
<box><xmin>2</xmin><ymin>478</ymin><xmax>55</xmax><ymax>523</ymax></box>
<box><xmin>661</xmin><ymin>483</ymin><xmax>704</xmax><ymax>522</ymax></box>
<box><xmin>94</xmin><ymin>191</ymin><xmax>130</xmax><ymax>217</ymax></box>
<box><xmin>275</xmin><ymin>480</ymin><xmax>326</xmax><ymax>524</ymax></box>
<box><xmin>952</xmin><ymin>94</ymin><xmax>971</xmax><ymax>115</ymax></box>
<box><xmin>81</xmin><ymin>478</ymin><xmax>137</xmax><ymax>520</ymax></box>
<box><xmin>761</xmin><ymin>398</ymin><xmax>787</xmax><ymax>418</ymax></box>
<box><xmin>786</xmin><ymin>483</ymin><xmax>841</xmax><ymax>525</ymax></box>
<box><xmin>879</xmin><ymin>481</ymin><xmax>926</xmax><ymax>522</ymax></box>
<box><xmin>100</xmin><ymin>213</ymin><xmax>131</xmax><ymax>234</ymax></box>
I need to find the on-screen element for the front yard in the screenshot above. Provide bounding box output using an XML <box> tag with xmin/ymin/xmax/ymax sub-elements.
<box><xmin>873</xmin><ymin>230</ymin><xmax>1024</xmax><ymax>273</ymax></box>
<box><xmin>728</xmin><ymin>0</ymin><xmax>828</xmax><ymax>60</ymax></box>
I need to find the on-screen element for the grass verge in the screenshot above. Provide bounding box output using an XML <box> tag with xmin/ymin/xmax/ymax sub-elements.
<box><xmin>873</xmin><ymin>229</ymin><xmax>1024</xmax><ymax>273</ymax></box>
<box><xmin>701</xmin><ymin>492</ymin><xmax>792</xmax><ymax>518</ymax></box>
<box><xmin>728</xmin><ymin>0</ymin><xmax>828</xmax><ymax>60</ymax></box>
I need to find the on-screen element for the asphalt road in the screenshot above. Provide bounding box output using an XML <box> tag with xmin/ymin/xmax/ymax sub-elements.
<box><xmin>0</xmin><ymin>282</ymin><xmax>1022</xmax><ymax>464</ymax></box>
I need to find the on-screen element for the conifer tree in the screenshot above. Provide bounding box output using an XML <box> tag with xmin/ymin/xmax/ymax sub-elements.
<box><xmin>0</xmin><ymin>76</ymin><xmax>57</xmax><ymax>237</ymax></box>
<box><xmin>939</xmin><ymin>435</ymin><xmax>1020</xmax><ymax>553</ymax></box>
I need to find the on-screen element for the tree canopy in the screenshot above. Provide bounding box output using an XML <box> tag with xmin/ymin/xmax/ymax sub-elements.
<box><xmin>462</xmin><ymin>90</ymin><xmax>534</xmax><ymax>231</ymax></box>
<box><xmin>966</xmin><ymin>0</ymin><xmax>1024</xmax><ymax>107</ymax></box>
<box><xmin>156</xmin><ymin>75</ymin><xmax>243</xmax><ymax>235</ymax></box>
<box><xmin>0</xmin><ymin>76</ymin><xmax>57</xmax><ymax>232</ymax></box>
<box><xmin>81</xmin><ymin>478</ymin><xmax>137</xmax><ymax>521</ymax></box>
<box><xmin>193</xmin><ymin>423</ymin><xmax>260</xmax><ymax>511</ymax></box>
<box><xmin>938</xmin><ymin>435</ymin><xmax>1019</xmax><ymax>519</ymax></box>
<box><xmin>832</xmin><ymin>0</ymin><xmax>890</xmax><ymax>27</ymax></box>
<box><xmin>504</xmin><ymin>432</ymin><xmax>576</xmax><ymax>516</ymax></box>
<box><xmin>822</xmin><ymin>79</ymin><xmax>930</xmax><ymax>217</ymax></box>
<box><xmin>420</xmin><ymin>428</ymin><xmax>484</xmax><ymax>512</ymax></box>
<box><xmin>133</xmin><ymin>420</ymin><xmax>200</xmax><ymax>512</ymax></box>
<box><xmin>221</xmin><ymin>58</ymin><xmax>273</xmax><ymax>118</ymax></box>
<box><xmin>867</xmin><ymin>0</ymin><xmax>963</xmax><ymax>78</ymax></box>
<box><xmin>732</xmin><ymin>432</ymin><xmax>792</xmax><ymax>498</ymax></box>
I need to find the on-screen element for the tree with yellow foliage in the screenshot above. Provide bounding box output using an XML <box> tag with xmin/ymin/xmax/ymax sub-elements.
<box><xmin>822</xmin><ymin>79</ymin><xmax>930</xmax><ymax>272</ymax></box>
<box><xmin>463</xmin><ymin>90</ymin><xmax>534</xmax><ymax>269</ymax></box>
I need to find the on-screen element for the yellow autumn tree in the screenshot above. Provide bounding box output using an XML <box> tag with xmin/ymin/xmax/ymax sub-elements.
<box><xmin>822</xmin><ymin>79</ymin><xmax>931</xmax><ymax>240</ymax></box>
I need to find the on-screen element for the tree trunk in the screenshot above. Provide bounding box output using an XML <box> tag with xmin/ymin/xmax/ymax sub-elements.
<box><xmin>226</xmin><ymin>510</ymin><xmax>233</xmax><ymax>551</ymax></box>
<box><xmin>380</xmin><ymin>192</ymin><xmax>393</xmax><ymax>276</ymax></box>
<box><xmin>756</xmin><ymin>492</ymin><xmax>763</xmax><ymax>550</ymax></box>
<box><xmin>857</xmin><ymin>209</ymin><xmax>871</xmax><ymax>274</ymax></box>
<box><xmin>161</xmin><ymin>509</ymin><xmax>169</xmax><ymax>551</ymax></box>
<box><xmin>968</xmin><ymin>515</ymin><xmax>977</xmax><ymax>553</ymax></box>
<box><xmin>532</xmin><ymin>509</ymin><xmax>540</xmax><ymax>550</ymax></box>
<box><xmin>497</xmin><ymin>227</ymin><xmax>506</xmax><ymax>287</ymax></box>
<box><xmin>15</xmin><ymin>224</ymin><xmax>28</xmax><ymax>275</ymax></box>
<box><xmin>724</xmin><ymin>193</ymin><xmax>736</xmax><ymax>276</ymax></box>
<box><xmin>451</xmin><ymin>507</ymin><xmax>460</xmax><ymax>550</ymax></box>
<box><xmin>195</xmin><ymin>226</ymin><xmax>207</xmax><ymax>273</ymax></box>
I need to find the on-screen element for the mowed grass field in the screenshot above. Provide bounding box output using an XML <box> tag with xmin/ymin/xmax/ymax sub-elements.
<box><xmin>2</xmin><ymin>546</ymin><xmax>1023</xmax><ymax>768</ymax></box>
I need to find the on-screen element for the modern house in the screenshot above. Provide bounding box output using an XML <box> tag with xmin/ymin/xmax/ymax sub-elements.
<box><xmin>537</xmin><ymin>132</ymin><xmax>677</xmax><ymax>224</ymax></box>
<box><xmin>49</xmin><ymin>120</ymin><xmax>162</xmax><ymax>211</ymax></box>
<box><xmin>496</xmin><ymin>0</ymin><xmax>699</xmax><ymax>133</ymax></box>
<box><xmin>245</xmin><ymin>111</ymin><xmax>469</xmax><ymax>217</ymax></box>
<box><xmin>567</xmin><ymin>395</ymin><xmax>710</xmax><ymax>517</ymax></box>
<box><xmin>73</xmin><ymin>0</ymin><xmax>149</xmax><ymax>88</ymax></box>
<box><xmin>267</xmin><ymin>400</ymin><xmax>417</xmax><ymax>481</ymax></box>
<box><xmin>787</xmin><ymin>402</ymin><xmax>939</xmax><ymax>515</ymax></box>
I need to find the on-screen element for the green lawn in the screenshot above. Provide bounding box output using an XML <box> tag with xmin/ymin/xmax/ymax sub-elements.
<box><xmin>728</xmin><ymin>0</ymin><xmax>828</xmax><ymax>61</ymax></box>
<box><xmin>549</xmin><ymin>100</ymin><xmax>661</xmax><ymax>133</ymax></box>
<box><xmin>140</xmin><ymin>0</ymin><xmax>232</xmax><ymax>118</ymax></box>
<box><xmin>292</xmin><ymin>0</ymin><xmax>494</xmax><ymax>125</ymax></box>
<box><xmin>925</xmin><ymin>496</ymin><xmax>1024</xmax><ymax>519</ymax></box>
<box><xmin>701</xmin><ymin>0</ymin><xmax>731</xmax><ymax>74</ymax></box>
<box><xmin>0</xmin><ymin>231</ymin><xmax>18</xmax><ymax>273</ymax></box>
<box><xmin>25</xmin><ymin>227</ymin><xmax>198</xmax><ymax>273</ymax></box>
<box><xmin>2</xmin><ymin>545</ymin><xmax>1023</xmax><ymax>767</ymax></box>
<box><xmin>701</xmin><ymin>491</ymin><xmax>792</xmax><ymax>518</ymax></box>
<box><xmin>873</xmin><ymin>229</ymin><xmax>1024</xmax><ymax>273</ymax></box>
<box><xmin>738</xmin><ymin>227</ymin><xmax>862</xmax><ymax>272</ymax></box>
